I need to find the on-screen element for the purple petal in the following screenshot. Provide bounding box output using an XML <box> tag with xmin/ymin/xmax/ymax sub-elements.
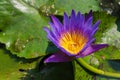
<box><xmin>64</xmin><ymin>12</ymin><xmax>70</xmax><ymax>30</ymax></box>
<box><xmin>90</xmin><ymin>27</ymin><xmax>98</xmax><ymax>38</ymax></box>
<box><xmin>89</xmin><ymin>20</ymin><xmax>100</xmax><ymax>38</ymax></box>
<box><xmin>83</xmin><ymin>17</ymin><xmax>93</xmax><ymax>37</ymax></box>
<box><xmin>85</xmin><ymin>10</ymin><xmax>92</xmax><ymax>21</ymax></box>
<box><xmin>71</xmin><ymin>10</ymin><xmax>76</xmax><ymax>20</ymax></box>
<box><xmin>44</xmin><ymin>27</ymin><xmax>58</xmax><ymax>46</ymax></box>
<box><xmin>44</xmin><ymin>52</ymin><xmax>73</xmax><ymax>63</ymax></box>
<box><xmin>76</xmin><ymin>44</ymin><xmax>108</xmax><ymax>58</ymax></box>
<box><xmin>84</xmin><ymin>17</ymin><xmax>93</xmax><ymax>28</ymax></box>
<box><xmin>51</xmin><ymin>15</ymin><xmax>63</xmax><ymax>32</ymax></box>
<box><xmin>77</xmin><ymin>12</ymin><xmax>85</xmax><ymax>31</ymax></box>
<box><xmin>93</xmin><ymin>20</ymin><xmax>100</xmax><ymax>30</ymax></box>
<box><xmin>49</xmin><ymin>22</ymin><xmax>57</xmax><ymax>32</ymax></box>
<box><xmin>49</xmin><ymin>22</ymin><xmax>60</xmax><ymax>38</ymax></box>
<box><xmin>76</xmin><ymin>12</ymin><xmax>81</xmax><ymax>24</ymax></box>
<box><xmin>70</xmin><ymin>10</ymin><xmax>76</xmax><ymax>30</ymax></box>
<box><xmin>76</xmin><ymin>38</ymin><xmax>96</xmax><ymax>58</ymax></box>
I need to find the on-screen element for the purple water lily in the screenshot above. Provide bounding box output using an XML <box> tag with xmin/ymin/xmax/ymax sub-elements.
<box><xmin>44</xmin><ymin>10</ymin><xmax>108</xmax><ymax>63</ymax></box>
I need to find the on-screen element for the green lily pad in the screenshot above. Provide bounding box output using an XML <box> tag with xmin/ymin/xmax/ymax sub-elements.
<box><xmin>39</xmin><ymin>0</ymin><xmax>100</xmax><ymax>16</ymax></box>
<box><xmin>22</xmin><ymin>0</ymin><xmax>49</xmax><ymax>9</ymax></box>
<box><xmin>0</xmin><ymin>0</ymin><xmax>22</xmax><ymax>30</ymax></box>
<box><xmin>0</xmin><ymin>44</ymin><xmax>40</xmax><ymax>80</ymax></box>
<box><xmin>0</xmin><ymin>0</ymin><xmax>59</xmax><ymax>58</ymax></box>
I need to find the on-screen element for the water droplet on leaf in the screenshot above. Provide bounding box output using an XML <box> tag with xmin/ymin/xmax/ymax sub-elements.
<box><xmin>13</xmin><ymin>39</ymin><xmax>26</xmax><ymax>52</ymax></box>
<box><xmin>6</xmin><ymin>41</ymin><xmax>11</xmax><ymax>48</ymax></box>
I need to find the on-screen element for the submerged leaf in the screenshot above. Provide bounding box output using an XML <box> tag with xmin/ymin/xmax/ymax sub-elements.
<box><xmin>39</xmin><ymin>62</ymin><xmax>74</xmax><ymax>80</ymax></box>
<box><xmin>95</xmin><ymin>26</ymin><xmax>120</xmax><ymax>59</ymax></box>
<box><xmin>93</xmin><ymin>11</ymin><xmax>117</xmax><ymax>42</ymax></box>
<box><xmin>93</xmin><ymin>11</ymin><xmax>120</xmax><ymax>59</ymax></box>
<box><xmin>74</xmin><ymin>60</ymin><xmax>95</xmax><ymax>80</ymax></box>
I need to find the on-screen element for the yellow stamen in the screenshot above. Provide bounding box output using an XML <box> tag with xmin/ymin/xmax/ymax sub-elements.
<box><xmin>59</xmin><ymin>31</ymin><xmax>88</xmax><ymax>55</ymax></box>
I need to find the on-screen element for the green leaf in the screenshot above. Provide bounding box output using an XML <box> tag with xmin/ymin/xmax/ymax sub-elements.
<box><xmin>10</xmin><ymin>0</ymin><xmax>38</xmax><ymax>14</ymax></box>
<box><xmin>0</xmin><ymin>0</ymin><xmax>58</xmax><ymax>58</ymax></box>
<box><xmin>39</xmin><ymin>0</ymin><xmax>100</xmax><ymax>16</ymax></box>
<box><xmin>0</xmin><ymin>45</ymin><xmax>39</xmax><ymax>80</ymax></box>
<box><xmin>0</xmin><ymin>0</ymin><xmax>21</xmax><ymax>30</ymax></box>
<box><xmin>22</xmin><ymin>0</ymin><xmax>49</xmax><ymax>9</ymax></box>
<box><xmin>0</xmin><ymin>13</ymin><xmax>50</xmax><ymax>58</ymax></box>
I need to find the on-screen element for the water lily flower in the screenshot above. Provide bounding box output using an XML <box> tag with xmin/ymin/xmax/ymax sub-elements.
<box><xmin>44</xmin><ymin>10</ymin><xmax>108</xmax><ymax>63</ymax></box>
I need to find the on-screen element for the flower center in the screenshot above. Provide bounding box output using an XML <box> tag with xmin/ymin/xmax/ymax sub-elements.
<box><xmin>68</xmin><ymin>42</ymin><xmax>80</xmax><ymax>53</ymax></box>
<box><xmin>59</xmin><ymin>31</ymin><xmax>88</xmax><ymax>55</ymax></box>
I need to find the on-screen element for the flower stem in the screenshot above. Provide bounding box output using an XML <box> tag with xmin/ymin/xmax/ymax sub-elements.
<box><xmin>75</xmin><ymin>58</ymin><xmax>120</xmax><ymax>78</ymax></box>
